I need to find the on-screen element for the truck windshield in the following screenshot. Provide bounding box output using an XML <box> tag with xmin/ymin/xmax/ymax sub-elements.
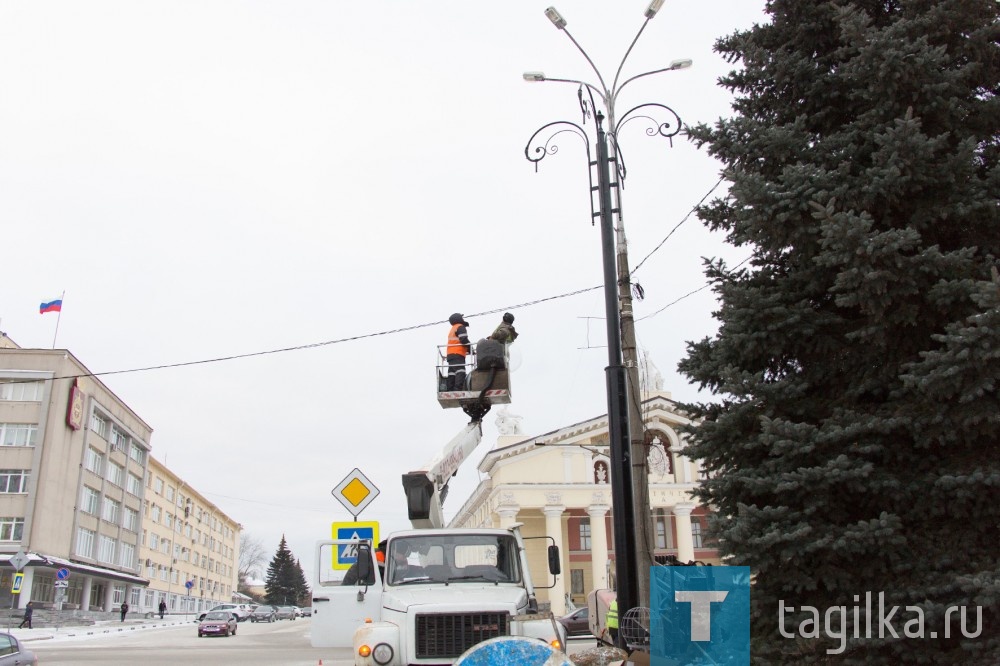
<box><xmin>388</xmin><ymin>534</ymin><xmax>521</xmax><ymax>585</ymax></box>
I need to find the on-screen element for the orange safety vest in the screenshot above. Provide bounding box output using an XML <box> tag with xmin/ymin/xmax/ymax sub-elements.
<box><xmin>447</xmin><ymin>323</ymin><xmax>468</xmax><ymax>356</ymax></box>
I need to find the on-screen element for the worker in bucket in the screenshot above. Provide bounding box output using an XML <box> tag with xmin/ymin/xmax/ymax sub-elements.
<box><xmin>490</xmin><ymin>312</ymin><xmax>519</xmax><ymax>344</ymax></box>
<box><xmin>446</xmin><ymin>313</ymin><xmax>471</xmax><ymax>391</ymax></box>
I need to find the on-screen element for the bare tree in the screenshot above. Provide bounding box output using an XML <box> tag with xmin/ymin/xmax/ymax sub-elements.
<box><xmin>238</xmin><ymin>533</ymin><xmax>268</xmax><ymax>586</ymax></box>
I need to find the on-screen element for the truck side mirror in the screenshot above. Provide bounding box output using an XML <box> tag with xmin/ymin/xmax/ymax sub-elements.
<box><xmin>547</xmin><ymin>545</ymin><xmax>561</xmax><ymax>575</ymax></box>
<box><xmin>356</xmin><ymin>543</ymin><xmax>374</xmax><ymax>584</ymax></box>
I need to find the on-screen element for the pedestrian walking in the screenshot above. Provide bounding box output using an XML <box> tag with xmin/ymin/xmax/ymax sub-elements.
<box><xmin>18</xmin><ymin>601</ymin><xmax>32</xmax><ymax>629</ymax></box>
<box><xmin>120</xmin><ymin>601</ymin><xmax>129</xmax><ymax>622</ymax></box>
<box><xmin>158</xmin><ymin>599</ymin><xmax>167</xmax><ymax>619</ymax></box>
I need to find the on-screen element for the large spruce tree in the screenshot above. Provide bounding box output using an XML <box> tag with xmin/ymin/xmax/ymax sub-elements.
<box><xmin>680</xmin><ymin>1</ymin><xmax>998</xmax><ymax>662</ymax></box>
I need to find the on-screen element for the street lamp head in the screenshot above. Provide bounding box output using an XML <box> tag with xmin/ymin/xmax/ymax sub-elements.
<box><xmin>644</xmin><ymin>0</ymin><xmax>665</xmax><ymax>19</ymax></box>
<box><xmin>669</xmin><ymin>58</ymin><xmax>693</xmax><ymax>70</ymax></box>
<box><xmin>523</xmin><ymin>71</ymin><xmax>546</xmax><ymax>82</ymax></box>
<box><xmin>544</xmin><ymin>6</ymin><xmax>567</xmax><ymax>30</ymax></box>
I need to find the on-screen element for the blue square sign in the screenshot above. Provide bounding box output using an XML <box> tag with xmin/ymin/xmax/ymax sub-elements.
<box><xmin>331</xmin><ymin>521</ymin><xmax>379</xmax><ymax>570</ymax></box>
<box><xmin>651</xmin><ymin>566</ymin><xmax>750</xmax><ymax>665</ymax></box>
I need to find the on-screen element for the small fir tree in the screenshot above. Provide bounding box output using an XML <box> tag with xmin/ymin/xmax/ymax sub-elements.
<box><xmin>264</xmin><ymin>535</ymin><xmax>301</xmax><ymax>606</ymax></box>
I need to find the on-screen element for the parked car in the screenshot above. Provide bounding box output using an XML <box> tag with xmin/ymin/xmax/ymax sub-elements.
<box><xmin>557</xmin><ymin>606</ymin><xmax>590</xmax><ymax>637</ymax></box>
<box><xmin>274</xmin><ymin>605</ymin><xmax>297</xmax><ymax>620</ymax></box>
<box><xmin>0</xmin><ymin>632</ymin><xmax>37</xmax><ymax>666</ymax></box>
<box><xmin>292</xmin><ymin>606</ymin><xmax>303</xmax><ymax>617</ymax></box>
<box><xmin>198</xmin><ymin>603</ymin><xmax>252</xmax><ymax>622</ymax></box>
<box><xmin>249</xmin><ymin>605</ymin><xmax>277</xmax><ymax>623</ymax></box>
<box><xmin>198</xmin><ymin>611</ymin><xmax>238</xmax><ymax>637</ymax></box>
<box><xmin>300</xmin><ymin>606</ymin><xmax>313</xmax><ymax>617</ymax></box>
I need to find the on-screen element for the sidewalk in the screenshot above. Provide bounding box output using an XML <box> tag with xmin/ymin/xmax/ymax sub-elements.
<box><xmin>5</xmin><ymin>614</ymin><xmax>197</xmax><ymax>643</ymax></box>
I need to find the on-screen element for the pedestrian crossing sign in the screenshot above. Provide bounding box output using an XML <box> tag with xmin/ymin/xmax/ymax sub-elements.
<box><xmin>11</xmin><ymin>573</ymin><xmax>23</xmax><ymax>594</ymax></box>
<box><xmin>331</xmin><ymin>521</ymin><xmax>379</xmax><ymax>570</ymax></box>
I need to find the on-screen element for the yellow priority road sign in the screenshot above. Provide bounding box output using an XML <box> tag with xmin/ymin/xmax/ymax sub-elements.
<box><xmin>332</xmin><ymin>468</ymin><xmax>380</xmax><ymax>518</ymax></box>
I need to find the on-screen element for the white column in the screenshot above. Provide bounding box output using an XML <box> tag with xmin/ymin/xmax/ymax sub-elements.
<box><xmin>543</xmin><ymin>505</ymin><xmax>566</xmax><ymax>616</ymax></box>
<box><xmin>673</xmin><ymin>503</ymin><xmax>696</xmax><ymax>564</ymax></box>
<box><xmin>587</xmin><ymin>505</ymin><xmax>610</xmax><ymax>590</ymax></box>
<box><xmin>497</xmin><ymin>506</ymin><xmax>519</xmax><ymax>529</ymax></box>
<box><xmin>103</xmin><ymin>580</ymin><xmax>115</xmax><ymax>612</ymax></box>
<box><xmin>81</xmin><ymin>575</ymin><xmax>93</xmax><ymax>611</ymax></box>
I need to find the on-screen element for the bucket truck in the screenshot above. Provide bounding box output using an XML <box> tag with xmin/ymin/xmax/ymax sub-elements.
<box><xmin>311</xmin><ymin>340</ymin><xmax>566</xmax><ymax>664</ymax></box>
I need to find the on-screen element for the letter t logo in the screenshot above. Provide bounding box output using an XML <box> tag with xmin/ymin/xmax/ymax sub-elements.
<box><xmin>675</xmin><ymin>591</ymin><xmax>729</xmax><ymax>641</ymax></box>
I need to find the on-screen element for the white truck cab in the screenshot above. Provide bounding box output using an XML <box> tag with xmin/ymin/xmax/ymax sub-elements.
<box><xmin>312</xmin><ymin>527</ymin><xmax>566</xmax><ymax>665</ymax></box>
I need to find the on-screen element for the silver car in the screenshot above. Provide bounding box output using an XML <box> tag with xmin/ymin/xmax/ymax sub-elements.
<box><xmin>274</xmin><ymin>605</ymin><xmax>297</xmax><ymax>620</ymax></box>
<box><xmin>0</xmin><ymin>632</ymin><xmax>37</xmax><ymax>666</ymax></box>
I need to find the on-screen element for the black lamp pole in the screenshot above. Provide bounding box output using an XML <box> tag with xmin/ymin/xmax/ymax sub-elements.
<box><xmin>595</xmin><ymin>110</ymin><xmax>639</xmax><ymax>636</ymax></box>
<box><xmin>522</xmin><ymin>4</ymin><xmax>688</xmax><ymax>648</ymax></box>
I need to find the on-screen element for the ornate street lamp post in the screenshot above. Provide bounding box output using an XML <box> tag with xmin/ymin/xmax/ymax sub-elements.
<box><xmin>523</xmin><ymin>3</ymin><xmax>688</xmax><ymax>642</ymax></box>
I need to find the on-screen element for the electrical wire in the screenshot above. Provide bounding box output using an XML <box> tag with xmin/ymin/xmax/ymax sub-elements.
<box><xmin>629</xmin><ymin>177</ymin><xmax>726</xmax><ymax>277</ymax></box>
<box><xmin>636</xmin><ymin>255</ymin><xmax>751</xmax><ymax>322</ymax></box>
<box><xmin>0</xmin><ymin>183</ymin><xmax>737</xmax><ymax>384</ymax></box>
<box><xmin>0</xmin><ymin>284</ymin><xmax>602</xmax><ymax>383</ymax></box>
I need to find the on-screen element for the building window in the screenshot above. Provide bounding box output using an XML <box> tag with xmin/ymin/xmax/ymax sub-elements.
<box><xmin>126</xmin><ymin>473</ymin><xmax>142</xmax><ymax>496</ymax></box>
<box><xmin>110</xmin><ymin>426</ymin><xmax>128</xmax><ymax>452</ymax></box>
<box><xmin>164</xmin><ymin>513</ymin><xmax>173</xmax><ymax>528</ymax></box>
<box><xmin>151</xmin><ymin>505</ymin><xmax>161</xmax><ymax>523</ymax></box>
<box><xmin>84</xmin><ymin>447</ymin><xmax>104</xmax><ymax>475</ymax></box>
<box><xmin>578</xmin><ymin>518</ymin><xmax>591</xmax><ymax>551</ymax></box>
<box><xmin>81</xmin><ymin>486</ymin><xmax>100</xmax><ymax>514</ymax></box>
<box><xmin>131</xmin><ymin>587</ymin><xmax>141</xmax><ymax>606</ymax></box>
<box><xmin>149</xmin><ymin>533</ymin><xmax>159</xmax><ymax>549</ymax></box>
<box><xmin>0</xmin><ymin>470</ymin><xmax>29</xmax><ymax>494</ymax></box>
<box><xmin>691</xmin><ymin>520</ymin><xmax>703</xmax><ymax>549</ymax></box>
<box><xmin>98</xmin><ymin>535</ymin><xmax>116</xmax><ymax>563</ymax></box>
<box><xmin>655</xmin><ymin>509</ymin><xmax>669</xmax><ymax>549</ymax></box>
<box><xmin>0</xmin><ymin>381</ymin><xmax>44</xmax><ymax>402</ymax></box>
<box><xmin>90</xmin><ymin>412</ymin><xmax>110</xmax><ymax>438</ymax></box>
<box><xmin>154</xmin><ymin>477</ymin><xmax>164</xmax><ymax>494</ymax></box>
<box><xmin>76</xmin><ymin>528</ymin><xmax>95</xmax><ymax>558</ymax></box>
<box><xmin>571</xmin><ymin>569</ymin><xmax>585</xmax><ymax>595</ymax></box>
<box><xmin>124</xmin><ymin>507</ymin><xmax>139</xmax><ymax>532</ymax></box>
<box><xmin>112</xmin><ymin>583</ymin><xmax>126</xmax><ymax>604</ymax></box>
<box><xmin>106</xmin><ymin>461</ymin><xmax>124</xmax><ymax>487</ymax></box>
<box><xmin>101</xmin><ymin>497</ymin><xmax>121</xmax><ymax>524</ymax></box>
<box><xmin>0</xmin><ymin>517</ymin><xmax>24</xmax><ymax>541</ymax></box>
<box><xmin>129</xmin><ymin>442</ymin><xmax>145</xmax><ymax>465</ymax></box>
<box><xmin>166</xmin><ymin>485</ymin><xmax>175</xmax><ymax>502</ymax></box>
<box><xmin>0</xmin><ymin>423</ymin><xmax>37</xmax><ymax>447</ymax></box>
<box><xmin>119</xmin><ymin>542</ymin><xmax>136</xmax><ymax>569</ymax></box>
<box><xmin>161</xmin><ymin>538</ymin><xmax>171</xmax><ymax>555</ymax></box>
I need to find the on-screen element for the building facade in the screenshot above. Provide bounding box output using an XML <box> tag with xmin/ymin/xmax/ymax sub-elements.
<box><xmin>140</xmin><ymin>456</ymin><xmax>241</xmax><ymax>615</ymax></box>
<box><xmin>0</xmin><ymin>344</ymin><xmax>151</xmax><ymax>611</ymax></box>
<box><xmin>449</xmin><ymin>391</ymin><xmax>719</xmax><ymax>616</ymax></box>
<box><xmin>0</xmin><ymin>335</ymin><xmax>243</xmax><ymax>616</ymax></box>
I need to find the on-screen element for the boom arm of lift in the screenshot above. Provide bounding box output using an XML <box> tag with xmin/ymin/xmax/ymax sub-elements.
<box><xmin>401</xmin><ymin>420</ymin><xmax>484</xmax><ymax>529</ymax></box>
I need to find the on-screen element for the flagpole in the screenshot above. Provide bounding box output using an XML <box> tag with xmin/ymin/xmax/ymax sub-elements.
<box><xmin>52</xmin><ymin>291</ymin><xmax>65</xmax><ymax>349</ymax></box>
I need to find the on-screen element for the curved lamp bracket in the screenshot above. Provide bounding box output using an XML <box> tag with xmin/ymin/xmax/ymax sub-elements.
<box><xmin>524</xmin><ymin>121</ymin><xmax>597</xmax><ymax>224</ymax></box>
<box><xmin>612</xmin><ymin>103</ymin><xmax>683</xmax><ymax>185</ymax></box>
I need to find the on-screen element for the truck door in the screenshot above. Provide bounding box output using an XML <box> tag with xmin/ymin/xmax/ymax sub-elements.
<box><xmin>311</xmin><ymin>539</ymin><xmax>383</xmax><ymax>648</ymax></box>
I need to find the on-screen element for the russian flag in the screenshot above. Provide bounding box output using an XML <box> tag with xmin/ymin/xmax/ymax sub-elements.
<box><xmin>39</xmin><ymin>298</ymin><xmax>63</xmax><ymax>314</ymax></box>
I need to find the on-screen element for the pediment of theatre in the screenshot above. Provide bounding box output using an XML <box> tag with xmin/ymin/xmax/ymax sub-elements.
<box><xmin>485</xmin><ymin>484</ymin><xmax>698</xmax><ymax>512</ymax></box>
<box><xmin>477</xmin><ymin>392</ymin><xmax>697</xmax><ymax>479</ymax></box>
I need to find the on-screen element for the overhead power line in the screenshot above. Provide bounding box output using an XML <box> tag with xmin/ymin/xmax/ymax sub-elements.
<box><xmin>2</xmin><ymin>180</ymin><xmax>734</xmax><ymax>383</ymax></box>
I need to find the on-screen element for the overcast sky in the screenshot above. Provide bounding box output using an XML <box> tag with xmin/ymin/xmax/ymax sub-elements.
<box><xmin>0</xmin><ymin>1</ymin><xmax>767</xmax><ymax>581</ymax></box>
